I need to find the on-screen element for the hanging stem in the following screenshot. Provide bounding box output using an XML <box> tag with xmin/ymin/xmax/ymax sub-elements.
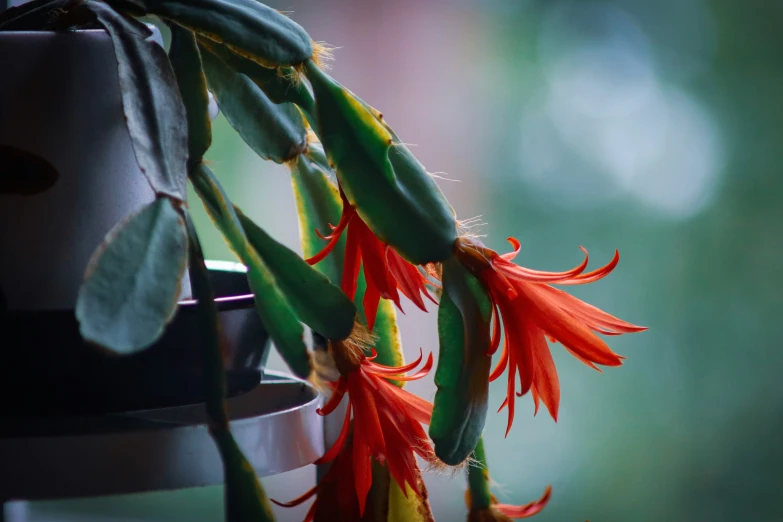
<box><xmin>185</xmin><ymin>213</ymin><xmax>276</xmax><ymax>522</ymax></box>
<box><xmin>466</xmin><ymin>437</ymin><xmax>493</xmax><ymax>511</ymax></box>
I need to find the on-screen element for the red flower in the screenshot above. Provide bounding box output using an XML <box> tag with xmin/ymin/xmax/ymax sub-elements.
<box><xmin>490</xmin><ymin>486</ymin><xmax>552</xmax><ymax>520</ymax></box>
<box><xmin>466</xmin><ymin>486</ymin><xmax>552</xmax><ymax>521</ymax></box>
<box><xmin>456</xmin><ymin>237</ymin><xmax>646</xmax><ymax>435</ymax></box>
<box><xmin>274</xmin><ymin>348</ymin><xmax>436</xmax><ymax>520</ymax></box>
<box><xmin>306</xmin><ymin>189</ymin><xmax>435</xmax><ymax>330</ymax></box>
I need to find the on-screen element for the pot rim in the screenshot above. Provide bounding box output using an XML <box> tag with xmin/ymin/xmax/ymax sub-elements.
<box><xmin>178</xmin><ymin>260</ymin><xmax>253</xmax><ymax>311</ymax></box>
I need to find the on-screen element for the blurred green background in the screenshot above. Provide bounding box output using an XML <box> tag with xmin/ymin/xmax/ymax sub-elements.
<box><xmin>18</xmin><ymin>0</ymin><xmax>783</xmax><ymax>520</ymax></box>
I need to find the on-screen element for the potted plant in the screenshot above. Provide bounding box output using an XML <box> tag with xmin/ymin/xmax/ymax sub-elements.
<box><xmin>0</xmin><ymin>1</ymin><xmax>646</xmax><ymax>520</ymax></box>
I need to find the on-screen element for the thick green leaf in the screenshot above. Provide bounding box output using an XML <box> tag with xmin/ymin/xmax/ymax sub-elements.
<box><xmin>303</xmin><ymin>61</ymin><xmax>457</xmax><ymax>265</ymax></box>
<box><xmin>84</xmin><ymin>0</ymin><xmax>188</xmax><ymax>201</ymax></box>
<box><xmin>169</xmin><ymin>24</ymin><xmax>212</xmax><ymax>164</ymax></box>
<box><xmin>211</xmin><ymin>429</ymin><xmax>276</xmax><ymax>522</ymax></box>
<box><xmin>429</xmin><ymin>257</ymin><xmax>492</xmax><ymax>466</ymax></box>
<box><xmin>304</xmin><ymin>140</ymin><xmax>332</xmax><ymax>174</ymax></box>
<box><xmin>200</xmin><ymin>44</ymin><xmax>307</xmax><ymax>163</ymax></box>
<box><xmin>198</xmin><ymin>38</ymin><xmax>314</xmax><ymax>110</ymax></box>
<box><xmin>142</xmin><ymin>0</ymin><xmax>312</xmax><ymax>67</ymax></box>
<box><xmin>190</xmin><ymin>163</ymin><xmax>309</xmax><ymax>378</ymax></box>
<box><xmin>235</xmin><ymin>206</ymin><xmax>355</xmax><ymax>340</ymax></box>
<box><xmin>290</xmin><ymin>152</ymin><xmax>344</xmax><ymax>285</ymax></box>
<box><xmin>76</xmin><ymin>198</ymin><xmax>187</xmax><ymax>354</ymax></box>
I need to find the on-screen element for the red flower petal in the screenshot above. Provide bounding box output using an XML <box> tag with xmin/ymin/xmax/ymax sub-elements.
<box><xmin>455</xmin><ymin>237</ymin><xmax>645</xmax><ymax>431</ymax></box>
<box><xmin>341</xmin><ymin>220</ymin><xmax>362</xmax><ymax>300</ymax></box>
<box><xmin>494</xmin><ymin>485</ymin><xmax>552</xmax><ymax>519</ymax></box>
<box><xmin>315</xmin><ymin>404</ymin><xmax>351</xmax><ymax>465</ymax></box>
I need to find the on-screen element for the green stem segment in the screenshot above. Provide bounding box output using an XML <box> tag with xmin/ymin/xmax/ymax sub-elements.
<box><xmin>466</xmin><ymin>437</ymin><xmax>493</xmax><ymax>511</ymax></box>
<box><xmin>185</xmin><ymin>215</ymin><xmax>227</xmax><ymax>428</ymax></box>
<box><xmin>191</xmin><ymin>163</ymin><xmax>310</xmax><ymax>379</ymax></box>
<box><xmin>186</xmin><ymin>214</ymin><xmax>275</xmax><ymax>522</ymax></box>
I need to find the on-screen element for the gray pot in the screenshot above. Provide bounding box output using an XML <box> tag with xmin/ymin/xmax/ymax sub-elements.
<box><xmin>0</xmin><ymin>30</ymin><xmax>270</xmax><ymax>415</ymax></box>
<box><xmin>0</xmin><ymin>29</ymin><xmax>165</xmax><ymax>311</ymax></box>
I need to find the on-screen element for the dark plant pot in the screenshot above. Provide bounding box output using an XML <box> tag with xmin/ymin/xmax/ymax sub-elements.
<box><xmin>1</xmin><ymin>266</ymin><xmax>270</xmax><ymax>417</ymax></box>
<box><xmin>0</xmin><ymin>30</ymin><xmax>270</xmax><ymax>416</ymax></box>
<box><xmin>0</xmin><ymin>29</ymin><xmax>165</xmax><ymax>311</ymax></box>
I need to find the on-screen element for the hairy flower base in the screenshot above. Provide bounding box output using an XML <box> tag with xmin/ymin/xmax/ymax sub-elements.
<box><xmin>455</xmin><ymin>237</ymin><xmax>646</xmax><ymax>435</ymax></box>
<box><xmin>306</xmin><ymin>188</ymin><xmax>435</xmax><ymax>330</ymax></box>
<box><xmin>276</xmin><ymin>349</ymin><xmax>437</xmax><ymax>519</ymax></box>
<box><xmin>466</xmin><ymin>486</ymin><xmax>552</xmax><ymax>522</ymax></box>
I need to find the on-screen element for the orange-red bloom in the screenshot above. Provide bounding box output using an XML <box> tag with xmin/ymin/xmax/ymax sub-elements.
<box><xmin>274</xmin><ymin>349</ymin><xmax>436</xmax><ymax>520</ymax></box>
<box><xmin>306</xmin><ymin>189</ymin><xmax>435</xmax><ymax>330</ymax></box>
<box><xmin>466</xmin><ymin>486</ymin><xmax>552</xmax><ymax>521</ymax></box>
<box><xmin>456</xmin><ymin>237</ymin><xmax>647</xmax><ymax>435</ymax></box>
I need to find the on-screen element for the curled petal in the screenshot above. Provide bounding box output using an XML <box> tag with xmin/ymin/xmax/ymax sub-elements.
<box><xmin>388</xmin><ymin>352</ymin><xmax>433</xmax><ymax>382</ymax></box>
<box><xmin>271</xmin><ymin>484</ymin><xmax>320</xmax><ymax>508</ymax></box>
<box><xmin>364</xmin><ymin>350</ymin><xmax>433</xmax><ymax>382</ymax></box>
<box><xmin>557</xmin><ymin>249</ymin><xmax>619</xmax><ymax>286</ymax></box>
<box><xmin>365</xmin><ymin>348</ymin><xmax>425</xmax><ymax>375</ymax></box>
<box><xmin>494</xmin><ymin>485</ymin><xmax>552</xmax><ymax>519</ymax></box>
<box><xmin>455</xmin><ymin>237</ymin><xmax>644</xmax><ymax>433</ymax></box>
<box><xmin>500</xmin><ymin>237</ymin><xmax>521</xmax><ymax>261</ymax></box>
<box><xmin>494</xmin><ymin>246</ymin><xmax>589</xmax><ymax>283</ymax></box>
<box><xmin>306</xmin><ymin>204</ymin><xmax>354</xmax><ymax>265</ymax></box>
<box><xmin>317</xmin><ymin>377</ymin><xmax>348</xmax><ymax>416</ymax></box>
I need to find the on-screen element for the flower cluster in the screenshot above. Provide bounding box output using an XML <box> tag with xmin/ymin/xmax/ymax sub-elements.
<box><xmin>276</xmin><ymin>345</ymin><xmax>437</xmax><ymax>520</ymax></box>
<box><xmin>455</xmin><ymin>237</ymin><xmax>647</xmax><ymax>434</ymax></box>
<box><xmin>307</xmin><ymin>188</ymin><xmax>435</xmax><ymax>330</ymax></box>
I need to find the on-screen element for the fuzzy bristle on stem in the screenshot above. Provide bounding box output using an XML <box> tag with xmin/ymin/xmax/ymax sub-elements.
<box><xmin>311</xmin><ymin>41</ymin><xmax>336</xmax><ymax>69</ymax></box>
<box><xmin>329</xmin><ymin>321</ymin><xmax>375</xmax><ymax>375</ymax></box>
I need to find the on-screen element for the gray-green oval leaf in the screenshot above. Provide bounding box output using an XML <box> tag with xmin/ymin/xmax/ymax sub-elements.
<box><xmin>429</xmin><ymin>257</ymin><xmax>492</xmax><ymax>465</ymax></box>
<box><xmin>85</xmin><ymin>0</ymin><xmax>188</xmax><ymax>201</ymax></box>
<box><xmin>76</xmin><ymin>198</ymin><xmax>188</xmax><ymax>354</ymax></box>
